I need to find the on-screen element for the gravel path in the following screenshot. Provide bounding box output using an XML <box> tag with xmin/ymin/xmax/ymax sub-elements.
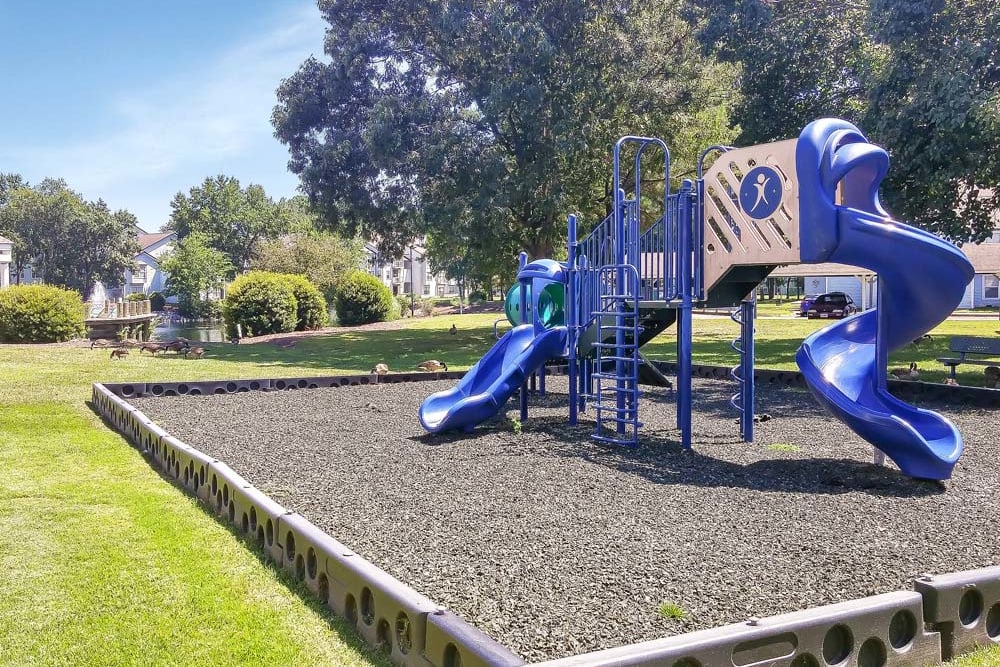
<box><xmin>132</xmin><ymin>378</ymin><xmax>1000</xmax><ymax>662</ymax></box>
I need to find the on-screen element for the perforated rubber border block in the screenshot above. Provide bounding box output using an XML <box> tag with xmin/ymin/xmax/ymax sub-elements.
<box><xmin>914</xmin><ymin>567</ymin><xmax>1000</xmax><ymax>660</ymax></box>
<box><xmin>92</xmin><ymin>373</ymin><xmax>998</xmax><ymax>667</ymax></box>
<box><xmin>91</xmin><ymin>378</ymin><xmax>522</xmax><ymax>667</ymax></box>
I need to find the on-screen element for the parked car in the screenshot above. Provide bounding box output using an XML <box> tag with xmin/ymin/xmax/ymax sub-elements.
<box><xmin>797</xmin><ymin>294</ymin><xmax>820</xmax><ymax>317</ymax></box>
<box><xmin>807</xmin><ymin>292</ymin><xmax>857</xmax><ymax>319</ymax></box>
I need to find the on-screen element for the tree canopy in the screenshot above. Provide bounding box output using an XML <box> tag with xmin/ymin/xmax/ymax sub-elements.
<box><xmin>0</xmin><ymin>180</ymin><xmax>139</xmax><ymax>294</ymax></box>
<box><xmin>864</xmin><ymin>0</ymin><xmax>1000</xmax><ymax>243</ymax></box>
<box><xmin>252</xmin><ymin>231</ymin><xmax>365</xmax><ymax>302</ymax></box>
<box><xmin>273</xmin><ymin>0</ymin><xmax>737</xmax><ymax>262</ymax></box>
<box><xmin>699</xmin><ymin>0</ymin><xmax>1000</xmax><ymax>243</ymax></box>
<box><xmin>165</xmin><ymin>175</ymin><xmax>293</xmax><ymax>273</ymax></box>
<box><xmin>159</xmin><ymin>233</ymin><xmax>234</xmax><ymax>318</ymax></box>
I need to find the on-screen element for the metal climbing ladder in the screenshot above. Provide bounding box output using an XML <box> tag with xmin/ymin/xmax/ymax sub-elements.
<box><xmin>589</xmin><ymin>263</ymin><xmax>643</xmax><ymax>444</ymax></box>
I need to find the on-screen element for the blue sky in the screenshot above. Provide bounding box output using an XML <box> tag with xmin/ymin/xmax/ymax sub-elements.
<box><xmin>0</xmin><ymin>1</ymin><xmax>326</xmax><ymax>231</ymax></box>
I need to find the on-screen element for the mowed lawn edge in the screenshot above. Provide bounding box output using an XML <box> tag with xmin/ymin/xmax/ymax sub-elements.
<box><xmin>0</xmin><ymin>346</ymin><xmax>401</xmax><ymax>666</ymax></box>
<box><xmin>0</xmin><ymin>312</ymin><xmax>997</xmax><ymax>666</ymax></box>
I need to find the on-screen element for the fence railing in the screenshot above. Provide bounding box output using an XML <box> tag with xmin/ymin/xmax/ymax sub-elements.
<box><xmin>85</xmin><ymin>299</ymin><xmax>152</xmax><ymax>319</ymax></box>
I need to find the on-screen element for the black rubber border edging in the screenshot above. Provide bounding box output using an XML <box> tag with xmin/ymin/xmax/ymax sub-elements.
<box><xmin>91</xmin><ymin>379</ymin><xmax>524</xmax><ymax>667</ymax></box>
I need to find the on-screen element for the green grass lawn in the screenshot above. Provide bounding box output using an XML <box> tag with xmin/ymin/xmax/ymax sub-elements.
<box><xmin>1</xmin><ymin>312</ymin><xmax>997</xmax><ymax>665</ymax></box>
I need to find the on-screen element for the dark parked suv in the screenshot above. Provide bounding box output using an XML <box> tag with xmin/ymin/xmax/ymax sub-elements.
<box><xmin>807</xmin><ymin>292</ymin><xmax>857</xmax><ymax>319</ymax></box>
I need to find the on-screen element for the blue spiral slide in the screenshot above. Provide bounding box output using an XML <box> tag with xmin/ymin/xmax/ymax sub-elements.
<box><xmin>795</xmin><ymin>120</ymin><xmax>975</xmax><ymax>480</ymax></box>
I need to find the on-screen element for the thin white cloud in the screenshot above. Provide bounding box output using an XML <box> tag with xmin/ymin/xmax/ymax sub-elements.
<box><xmin>3</xmin><ymin>2</ymin><xmax>325</xmax><ymax>228</ymax></box>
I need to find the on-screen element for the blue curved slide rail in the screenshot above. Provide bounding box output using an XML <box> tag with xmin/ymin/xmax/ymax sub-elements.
<box><xmin>796</xmin><ymin>120</ymin><xmax>974</xmax><ymax>480</ymax></box>
<box><xmin>419</xmin><ymin>325</ymin><xmax>567</xmax><ymax>434</ymax></box>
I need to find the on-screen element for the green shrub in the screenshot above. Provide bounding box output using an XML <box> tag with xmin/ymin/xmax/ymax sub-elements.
<box><xmin>148</xmin><ymin>292</ymin><xmax>166</xmax><ymax>311</ymax></box>
<box><xmin>387</xmin><ymin>295</ymin><xmax>402</xmax><ymax>321</ymax></box>
<box><xmin>419</xmin><ymin>298</ymin><xmax>436</xmax><ymax>317</ymax></box>
<box><xmin>125</xmin><ymin>292</ymin><xmax>147</xmax><ymax>302</ymax></box>
<box><xmin>221</xmin><ymin>271</ymin><xmax>297</xmax><ymax>339</ymax></box>
<box><xmin>469</xmin><ymin>291</ymin><xmax>485</xmax><ymax>303</ymax></box>
<box><xmin>395</xmin><ymin>294</ymin><xmax>412</xmax><ymax>317</ymax></box>
<box><xmin>0</xmin><ymin>284</ymin><xmax>86</xmax><ymax>343</ymax></box>
<box><xmin>334</xmin><ymin>271</ymin><xmax>393</xmax><ymax>326</ymax></box>
<box><xmin>279</xmin><ymin>274</ymin><xmax>329</xmax><ymax>330</ymax></box>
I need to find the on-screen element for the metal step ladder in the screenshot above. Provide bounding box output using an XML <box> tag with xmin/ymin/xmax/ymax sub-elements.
<box><xmin>587</xmin><ymin>264</ymin><xmax>643</xmax><ymax>446</ymax></box>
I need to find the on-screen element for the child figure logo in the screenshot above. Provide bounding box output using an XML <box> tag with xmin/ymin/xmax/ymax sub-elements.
<box><xmin>738</xmin><ymin>166</ymin><xmax>783</xmax><ymax>219</ymax></box>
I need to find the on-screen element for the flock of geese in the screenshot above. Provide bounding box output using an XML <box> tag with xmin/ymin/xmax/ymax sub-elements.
<box><xmin>93</xmin><ymin>337</ymin><xmax>206</xmax><ymax>360</ymax></box>
<box><xmin>370</xmin><ymin>359</ymin><xmax>449</xmax><ymax>381</ymax></box>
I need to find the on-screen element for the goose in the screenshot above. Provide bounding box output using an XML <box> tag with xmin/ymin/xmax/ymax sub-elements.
<box><xmin>417</xmin><ymin>360</ymin><xmax>448</xmax><ymax>372</ymax></box>
<box><xmin>274</xmin><ymin>339</ymin><xmax>298</xmax><ymax>350</ymax></box>
<box><xmin>449</xmin><ymin>324</ymin><xmax>457</xmax><ymax>335</ymax></box>
<box><xmin>110</xmin><ymin>347</ymin><xmax>129</xmax><ymax>360</ymax></box>
<box><xmin>184</xmin><ymin>346</ymin><xmax>206</xmax><ymax>359</ymax></box>
<box><xmin>140</xmin><ymin>342</ymin><xmax>165</xmax><ymax>355</ymax></box>
<box><xmin>370</xmin><ymin>363</ymin><xmax>389</xmax><ymax>385</ymax></box>
<box><xmin>889</xmin><ymin>362</ymin><xmax>919</xmax><ymax>380</ymax></box>
<box><xmin>90</xmin><ymin>338</ymin><xmax>113</xmax><ymax>349</ymax></box>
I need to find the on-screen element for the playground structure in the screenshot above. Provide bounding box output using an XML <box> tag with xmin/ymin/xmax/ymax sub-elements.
<box><xmin>419</xmin><ymin>118</ymin><xmax>975</xmax><ymax>481</ymax></box>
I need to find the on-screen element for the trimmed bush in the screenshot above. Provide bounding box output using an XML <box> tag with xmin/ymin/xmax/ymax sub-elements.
<box><xmin>221</xmin><ymin>271</ymin><xmax>297</xmax><ymax>339</ymax></box>
<box><xmin>148</xmin><ymin>292</ymin><xmax>166</xmax><ymax>311</ymax></box>
<box><xmin>125</xmin><ymin>292</ymin><xmax>147</xmax><ymax>302</ymax></box>
<box><xmin>418</xmin><ymin>298</ymin><xmax>435</xmax><ymax>317</ymax></box>
<box><xmin>387</xmin><ymin>295</ymin><xmax>402</xmax><ymax>321</ymax></box>
<box><xmin>280</xmin><ymin>274</ymin><xmax>329</xmax><ymax>330</ymax></box>
<box><xmin>0</xmin><ymin>284</ymin><xmax>86</xmax><ymax>343</ymax></box>
<box><xmin>395</xmin><ymin>294</ymin><xmax>412</xmax><ymax>317</ymax></box>
<box><xmin>334</xmin><ymin>271</ymin><xmax>393</xmax><ymax>326</ymax></box>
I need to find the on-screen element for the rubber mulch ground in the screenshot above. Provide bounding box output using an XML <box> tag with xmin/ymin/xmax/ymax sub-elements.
<box><xmin>131</xmin><ymin>377</ymin><xmax>1000</xmax><ymax>662</ymax></box>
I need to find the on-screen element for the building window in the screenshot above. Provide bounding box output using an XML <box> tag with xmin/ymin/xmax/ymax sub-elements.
<box><xmin>423</xmin><ymin>283</ymin><xmax>431</xmax><ymax>296</ymax></box>
<box><xmin>131</xmin><ymin>264</ymin><xmax>148</xmax><ymax>284</ymax></box>
<box><xmin>984</xmin><ymin>274</ymin><xmax>999</xmax><ymax>300</ymax></box>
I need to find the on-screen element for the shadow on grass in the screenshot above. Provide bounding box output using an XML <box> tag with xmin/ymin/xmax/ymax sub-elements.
<box><xmin>89</xmin><ymin>403</ymin><xmax>394</xmax><ymax>667</ymax></box>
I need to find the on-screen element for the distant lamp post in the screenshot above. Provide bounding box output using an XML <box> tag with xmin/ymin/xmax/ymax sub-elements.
<box><xmin>242</xmin><ymin>258</ymin><xmax>250</xmax><ymax>275</ymax></box>
<box><xmin>408</xmin><ymin>244</ymin><xmax>415</xmax><ymax>317</ymax></box>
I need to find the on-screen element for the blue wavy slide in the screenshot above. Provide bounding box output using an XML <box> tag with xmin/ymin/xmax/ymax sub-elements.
<box><xmin>795</xmin><ymin>120</ymin><xmax>974</xmax><ymax>480</ymax></box>
<box><xmin>419</xmin><ymin>325</ymin><xmax>567</xmax><ymax>433</ymax></box>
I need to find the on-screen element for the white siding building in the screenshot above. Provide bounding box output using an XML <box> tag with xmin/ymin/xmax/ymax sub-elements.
<box><xmin>122</xmin><ymin>232</ymin><xmax>176</xmax><ymax>297</ymax></box>
<box><xmin>770</xmin><ymin>232</ymin><xmax>1000</xmax><ymax>310</ymax></box>
<box><xmin>364</xmin><ymin>242</ymin><xmax>461</xmax><ymax>298</ymax></box>
<box><xmin>0</xmin><ymin>235</ymin><xmax>12</xmax><ymax>289</ymax></box>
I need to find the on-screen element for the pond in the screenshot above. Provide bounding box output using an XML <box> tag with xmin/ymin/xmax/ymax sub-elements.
<box><xmin>154</xmin><ymin>322</ymin><xmax>227</xmax><ymax>343</ymax></box>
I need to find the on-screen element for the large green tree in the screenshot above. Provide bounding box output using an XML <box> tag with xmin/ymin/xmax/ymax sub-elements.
<box><xmin>159</xmin><ymin>233</ymin><xmax>234</xmax><ymax>318</ymax></box>
<box><xmin>166</xmin><ymin>176</ymin><xmax>292</xmax><ymax>273</ymax></box>
<box><xmin>252</xmin><ymin>231</ymin><xmax>365</xmax><ymax>302</ymax></box>
<box><xmin>698</xmin><ymin>0</ymin><xmax>1000</xmax><ymax>242</ymax></box>
<box><xmin>696</xmin><ymin>0</ymin><xmax>870</xmax><ymax>145</ymax></box>
<box><xmin>0</xmin><ymin>173</ymin><xmax>28</xmax><ymax>208</ymax></box>
<box><xmin>273</xmin><ymin>0</ymin><xmax>737</xmax><ymax>261</ymax></box>
<box><xmin>865</xmin><ymin>0</ymin><xmax>1000</xmax><ymax>243</ymax></box>
<box><xmin>0</xmin><ymin>182</ymin><xmax>139</xmax><ymax>293</ymax></box>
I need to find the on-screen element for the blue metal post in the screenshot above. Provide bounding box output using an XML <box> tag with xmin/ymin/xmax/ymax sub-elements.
<box><xmin>676</xmin><ymin>180</ymin><xmax>694</xmax><ymax>449</ymax></box>
<box><xmin>740</xmin><ymin>297</ymin><xmax>756</xmax><ymax>441</ymax></box>
<box><xmin>567</xmin><ymin>214</ymin><xmax>578</xmax><ymax>425</ymax></box>
<box><xmin>518</xmin><ymin>251</ymin><xmax>528</xmax><ymax>422</ymax></box>
<box><xmin>694</xmin><ymin>178</ymin><xmax>706</xmax><ymax>301</ymax></box>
